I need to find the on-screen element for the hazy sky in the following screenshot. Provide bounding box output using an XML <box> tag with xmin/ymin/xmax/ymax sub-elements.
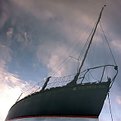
<box><xmin>0</xmin><ymin>0</ymin><xmax>121</xmax><ymax>121</ymax></box>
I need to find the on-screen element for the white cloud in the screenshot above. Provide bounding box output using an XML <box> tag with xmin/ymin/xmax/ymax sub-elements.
<box><xmin>116</xmin><ymin>96</ymin><xmax>121</xmax><ymax>105</ymax></box>
<box><xmin>36</xmin><ymin>38</ymin><xmax>84</xmax><ymax>78</ymax></box>
<box><xmin>0</xmin><ymin>63</ymin><xmax>39</xmax><ymax>121</ymax></box>
<box><xmin>111</xmin><ymin>40</ymin><xmax>121</xmax><ymax>53</ymax></box>
<box><xmin>37</xmin><ymin>42</ymin><xmax>70</xmax><ymax>76</ymax></box>
<box><xmin>0</xmin><ymin>43</ymin><xmax>38</xmax><ymax>121</ymax></box>
<box><xmin>0</xmin><ymin>43</ymin><xmax>12</xmax><ymax>64</ymax></box>
<box><xmin>0</xmin><ymin>66</ymin><xmax>23</xmax><ymax>121</ymax></box>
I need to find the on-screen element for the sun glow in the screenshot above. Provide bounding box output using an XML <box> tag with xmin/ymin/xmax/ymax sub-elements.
<box><xmin>0</xmin><ymin>86</ymin><xmax>21</xmax><ymax>121</ymax></box>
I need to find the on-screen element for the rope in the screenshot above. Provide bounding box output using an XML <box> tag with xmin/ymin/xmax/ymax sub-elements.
<box><xmin>108</xmin><ymin>93</ymin><xmax>114</xmax><ymax>121</ymax></box>
<box><xmin>100</xmin><ymin>22</ymin><xmax>117</xmax><ymax>66</ymax></box>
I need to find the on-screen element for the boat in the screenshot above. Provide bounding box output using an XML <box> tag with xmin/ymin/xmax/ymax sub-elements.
<box><xmin>5</xmin><ymin>5</ymin><xmax>118</xmax><ymax>121</ymax></box>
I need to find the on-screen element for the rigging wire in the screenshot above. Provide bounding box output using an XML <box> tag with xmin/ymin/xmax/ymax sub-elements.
<box><xmin>51</xmin><ymin>12</ymin><xmax>102</xmax><ymax>76</ymax></box>
<box><xmin>49</xmin><ymin>33</ymin><xmax>85</xmax><ymax>76</ymax></box>
<box><xmin>78</xmin><ymin>28</ymin><xmax>93</xmax><ymax>60</ymax></box>
<box><xmin>78</xmin><ymin>20</ymin><xmax>98</xmax><ymax>63</ymax></box>
<box><xmin>108</xmin><ymin>93</ymin><xmax>114</xmax><ymax>121</ymax></box>
<box><xmin>50</xmin><ymin>57</ymin><xmax>70</xmax><ymax>76</ymax></box>
<box><xmin>99</xmin><ymin>21</ymin><xmax>118</xmax><ymax>88</ymax></box>
<box><xmin>88</xmin><ymin>71</ymin><xmax>98</xmax><ymax>82</ymax></box>
<box><xmin>99</xmin><ymin>22</ymin><xmax>117</xmax><ymax>66</ymax></box>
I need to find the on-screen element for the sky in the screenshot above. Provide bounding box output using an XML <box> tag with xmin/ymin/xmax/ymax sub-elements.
<box><xmin>0</xmin><ymin>0</ymin><xmax>121</xmax><ymax>121</ymax></box>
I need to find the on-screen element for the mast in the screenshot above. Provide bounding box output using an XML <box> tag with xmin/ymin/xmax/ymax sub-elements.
<box><xmin>68</xmin><ymin>5</ymin><xmax>106</xmax><ymax>85</ymax></box>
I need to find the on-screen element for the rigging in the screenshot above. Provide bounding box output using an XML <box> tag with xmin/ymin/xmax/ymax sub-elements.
<box><xmin>100</xmin><ymin>22</ymin><xmax>117</xmax><ymax>66</ymax></box>
<box><xmin>108</xmin><ymin>93</ymin><xmax>114</xmax><ymax>121</ymax></box>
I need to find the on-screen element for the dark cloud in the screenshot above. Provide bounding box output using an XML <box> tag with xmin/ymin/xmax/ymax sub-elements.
<box><xmin>0</xmin><ymin>0</ymin><xmax>10</xmax><ymax>30</ymax></box>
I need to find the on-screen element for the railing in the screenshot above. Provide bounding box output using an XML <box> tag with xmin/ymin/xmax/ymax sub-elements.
<box><xmin>46</xmin><ymin>64</ymin><xmax>118</xmax><ymax>89</ymax></box>
<box><xmin>17</xmin><ymin>64</ymin><xmax>118</xmax><ymax>102</ymax></box>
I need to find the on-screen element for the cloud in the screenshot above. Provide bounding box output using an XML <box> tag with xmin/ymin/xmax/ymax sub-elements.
<box><xmin>11</xmin><ymin>0</ymin><xmax>106</xmax><ymax>43</ymax></box>
<box><xmin>32</xmin><ymin>1</ymin><xmax>108</xmax><ymax>77</ymax></box>
<box><xmin>0</xmin><ymin>44</ymin><xmax>37</xmax><ymax>121</ymax></box>
<box><xmin>37</xmin><ymin>41</ymin><xmax>68</xmax><ymax>76</ymax></box>
<box><xmin>0</xmin><ymin>65</ymin><xmax>23</xmax><ymax>121</ymax></box>
<box><xmin>8</xmin><ymin>0</ymin><xmax>110</xmax><ymax>75</ymax></box>
<box><xmin>0</xmin><ymin>0</ymin><xmax>9</xmax><ymax>30</ymax></box>
<box><xmin>0</xmin><ymin>43</ymin><xmax>12</xmax><ymax>64</ymax></box>
<box><xmin>0</xmin><ymin>0</ymin><xmax>121</xmax><ymax>121</ymax></box>
<box><xmin>116</xmin><ymin>96</ymin><xmax>121</xmax><ymax>105</ymax></box>
<box><xmin>0</xmin><ymin>61</ymin><xmax>39</xmax><ymax>121</ymax></box>
<box><xmin>111</xmin><ymin>40</ymin><xmax>121</xmax><ymax>53</ymax></box>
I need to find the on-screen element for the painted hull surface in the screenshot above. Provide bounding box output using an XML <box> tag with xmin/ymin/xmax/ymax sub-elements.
<box><xmin>6</xmin><ymin>81</ymin><xmax>110</xmax><ymax>120</ymax></box>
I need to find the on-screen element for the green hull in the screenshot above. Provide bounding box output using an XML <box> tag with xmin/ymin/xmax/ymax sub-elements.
<box><xmin>6</xmin><ymin>81</ymin><xmax>110</xmax><ymax>120</ymax></box>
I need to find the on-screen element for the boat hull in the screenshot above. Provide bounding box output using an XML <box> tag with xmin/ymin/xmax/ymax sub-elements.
<box><xmin>6</xmin><ymin>81</ymin><xmax>110</xmax><ymax>120</ymax></box>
